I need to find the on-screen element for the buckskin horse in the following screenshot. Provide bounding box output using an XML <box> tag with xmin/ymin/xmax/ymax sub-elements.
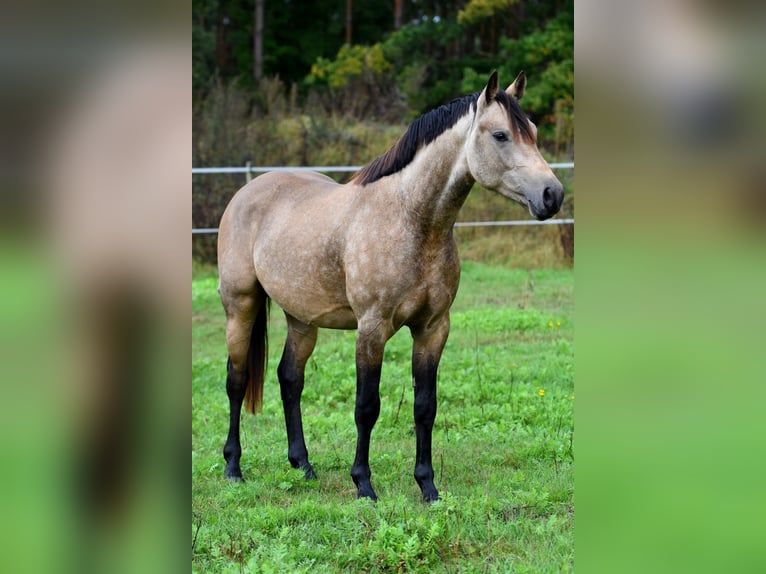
<box><xmin>217</xmin><ymin>71</ymin><xmax>563</xmax><ymax>502</ymax></box>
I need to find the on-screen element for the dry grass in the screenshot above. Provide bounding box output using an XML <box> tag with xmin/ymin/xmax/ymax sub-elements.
<box><xmin>456</xmin><ymin>225</ymin><xmax>570</xmax><ymax>268</ymax></box>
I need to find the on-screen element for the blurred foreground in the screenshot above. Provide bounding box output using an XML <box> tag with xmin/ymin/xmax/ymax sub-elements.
<box><xmin>0</xmin><ymin>5</ymin><xmax>189</xmax><ymax>572</ymax></box>
<box><xmin>575</xmin><ymin>1</ymin><xmax>766</xmax><ymax>573</ymax></box>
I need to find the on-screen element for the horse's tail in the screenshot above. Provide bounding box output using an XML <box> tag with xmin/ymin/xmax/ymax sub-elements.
<box><xmin>244</xmin><ymin>295</ymin><xmax>270</xmax><ymax>414</ymax></box>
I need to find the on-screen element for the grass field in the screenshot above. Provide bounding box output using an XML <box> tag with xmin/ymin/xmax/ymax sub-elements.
<box><xmin>192</xmin><ymin>261</ymin><xmax>574</xmax><ymax>573</ymax></box>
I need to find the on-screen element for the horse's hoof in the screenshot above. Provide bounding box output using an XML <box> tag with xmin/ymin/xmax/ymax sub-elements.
<box><xmin>224</xmin><ymin>466</ymin><xmax>243</xmax><ymax>482</ymax></box>
<box><xmin>423</xmin><ymin>493</ymin><xmax>440</xmax><ymax>504</ymax></box>
<box><xmin>421</xmin><ymin>487</ymin><xmax>440</xmax><ymax>503</ymax></box>
<box><xmin>303</xmin><ymin>466</ymin><xmax>318</xmax><ymax>481</ymax></box>
<box><xmin>356</xmin><ymin>487</ymin><xmax>378</xmax><ymax>502</ymax></box>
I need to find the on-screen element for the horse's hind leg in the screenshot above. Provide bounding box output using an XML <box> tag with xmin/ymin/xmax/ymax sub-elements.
<box><xmin>278</xmin><ymin>314</ymin><xmax>318</xmax><ymax>480</ymax></box>
<box><xmin>220</xmin><ymin>286</ymin><xmax>262</xmax><ymax>481</ymax></box>
<box><xmin>223</xmin><ymin>355</ymin><xmax>248</xmax><ymax>481</ymax></box>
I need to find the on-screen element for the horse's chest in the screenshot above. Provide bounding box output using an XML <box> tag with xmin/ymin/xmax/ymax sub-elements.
<box><xmin>345</xmin><ymin>242</ymin><xmax>459</xmax><ymax>323</ymax></box>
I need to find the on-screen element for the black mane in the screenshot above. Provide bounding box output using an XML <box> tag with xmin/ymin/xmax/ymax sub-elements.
<box><xmin>353</xmin><ymin>89</ymin><xmax>534</xmax><ymax>186</ymax></box>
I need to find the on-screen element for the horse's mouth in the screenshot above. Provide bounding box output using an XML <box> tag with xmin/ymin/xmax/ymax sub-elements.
<box><xmin>531</xmin><ymin>208</ymin><xmax>548</xmax><ymax>221</ymax></box>
<box><xmin>507</xmin><ymin>191</ymin><xmax>554</xmax><ymax>221</ymax></box>
<box><xmin>502</xmin><ymin>188</ymin><xmax>529</xmax><ymax>208</ymax></box>
<box><xmin>528</xmin><ymin>201</ymin><xmax>553</xmax><ymax>221</ymax></box>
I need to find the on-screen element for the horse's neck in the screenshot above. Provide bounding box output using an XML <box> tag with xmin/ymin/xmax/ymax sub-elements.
<box><xmin>397</xmin><ymin>114</ymin><xmax>475</xmax><ymax>235</ymax></box>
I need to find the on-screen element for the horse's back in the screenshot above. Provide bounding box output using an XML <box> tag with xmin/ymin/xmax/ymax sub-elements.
<box><xmin>219</xmin><ymin>169</ymin><xmax>343</xmax><ymax>251</ymax></box>
<box><xmin>223</xmin><ymin>170</ymin><xmax>340</xmax><ymax>219</ymax></box>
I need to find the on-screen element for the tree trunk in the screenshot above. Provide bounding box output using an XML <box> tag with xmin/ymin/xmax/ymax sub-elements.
<box><xmin>394</xmin><ymin>0</ymin><xmax>402</xmax><ymax>30</ymax></box>
<box><xmin>491</xmin><ymin>14</ymin><xmax>497</xmax><ymax>54</ymax></box>
<box><xmin>254</xmin><ymin>0</ymin><xmax>264</xmax><ymax>82</ymax></box>
<box><xmin>346</xmin><ymin>0</ymin><xmax>353</xmax><ymax>44</ymax></box>
<box><xmin>216</xmin><ymin>12</ymin><xmax>228</xmax><ymax>72</ymax></box>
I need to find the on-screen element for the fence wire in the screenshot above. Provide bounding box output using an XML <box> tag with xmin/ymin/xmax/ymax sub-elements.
<box><xmin>192</xmin><ymin>163</ymin><xmax>574</xmax><ymax>234</ymax></box>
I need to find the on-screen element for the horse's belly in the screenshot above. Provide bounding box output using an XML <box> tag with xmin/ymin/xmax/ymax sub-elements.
<box><xmin>275</xmin><ymin>293</ymin><xmax>358</xmax><ymax>330</ymax></box>
<box><xmin>307</xmin><ymin>307</ymin><xmax>358</xmax><ymax>330</ymax></box>
<box><xmin>257</xmin><ymin>269</ymin><xmax>358</xmax><ymax>330</ymax></box>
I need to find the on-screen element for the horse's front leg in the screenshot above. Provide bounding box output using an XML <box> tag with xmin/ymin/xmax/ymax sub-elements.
<box><xmin>411</xmin><ymin>315</ymin><xmax>450</xmax><ymax>502</ymax></box>
<box><xmin>350</xmin><ymin>319</ymin><xmax>390</xmax><ymax>501</ymax></box>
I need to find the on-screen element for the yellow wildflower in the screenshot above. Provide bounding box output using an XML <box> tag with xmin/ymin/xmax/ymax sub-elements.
<box><xmin>538</xmin><ymin>389</ymin><xmax>545</xmax><ymax>397</ymax></box>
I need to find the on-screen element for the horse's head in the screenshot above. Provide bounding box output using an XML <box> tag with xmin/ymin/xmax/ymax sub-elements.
<box><xmin>466</xmin><ymin>71</ymin><xmax>564</xmax><ymax>220</ymax></box>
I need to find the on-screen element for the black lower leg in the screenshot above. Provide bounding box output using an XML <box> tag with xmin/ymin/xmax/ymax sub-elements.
<box><xmin>223</xmin><ymin>358</ymin><xmax>247</xmax><ymax>481</ymax></box>
<box><xmin>351</xmin><ymin>363</ymin><xmax>382</xmax><ymax>501</ymax></box>
<box><xmin>278</xmin><ymin>351</ymin><xmax>316</xmax><ymax>480</ymax></box>
<box><xmin>413</xmin><ymin>356</ymin><xmax>439</xmax><ymax>502</ymax></box>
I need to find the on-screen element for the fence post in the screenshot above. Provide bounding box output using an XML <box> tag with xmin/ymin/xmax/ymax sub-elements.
<box><xmin>245</xmin><ymin>161</ymin><xmax>252</xmax><ymax>183</ymax></box>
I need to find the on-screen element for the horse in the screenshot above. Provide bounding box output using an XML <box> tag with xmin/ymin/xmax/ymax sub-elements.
<box><xmin>217</xmin><ymin>71</ymin><xmax>564</xmax><ymax>502</ymax></box>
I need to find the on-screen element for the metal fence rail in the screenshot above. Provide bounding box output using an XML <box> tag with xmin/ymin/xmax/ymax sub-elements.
<box><xmin>192</xmin><ymin>218</ymin><xmax>574</xmax><ymax>235</ymax></box>
<box><xmin>192</xmin><ymin>162</ymin><xmax>574</xmax><ymax>175</ymax></box>
<box><xmin>192</xmin><ymin>163</ymin><xmax>574</xmax><ymax>234</ymax></box>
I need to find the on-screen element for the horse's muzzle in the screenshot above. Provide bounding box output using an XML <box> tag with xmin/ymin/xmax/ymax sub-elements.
<box><xmin>530</xmin><ymin>180</ymin><xmax>564</xmax><ymax>220</ymax></box>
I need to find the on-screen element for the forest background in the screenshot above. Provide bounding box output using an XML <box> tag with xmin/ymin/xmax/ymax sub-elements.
<box><xmin>192</xmin><ymin>0</ymin><xmax>574</xmax><ymax>267</ymax></box>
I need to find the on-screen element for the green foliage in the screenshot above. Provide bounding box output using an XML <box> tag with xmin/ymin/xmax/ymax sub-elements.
<box><xmin>192</xmin><ymin>0</ymin><xmax>395</xmax><ymax>97</ymax></box>
<box><xmin>192</xmin><ymin>0</ymin><xmax>219</xmax><ymax>97</ymax></box>
<box><xmin>193</xmin><ymin>0</ymin><xmax>572</xmax><ymax>138</ymax></box>
<box><xmin>300</xmin><ymin>3</ymin><xmax>573</xmax><ymax>152</ymax></box>
<box><xmin>379</xmin><ymin>17</ymin><xmax>470</xmax><ymax>114</ymax></box>
<box><xmin>458</xmin><ymin>0</ymin><xmax>519</xmax><ymax>25</ymax></box>
<box><xmin>305</xmin><ymin>43</ymin><xmax>404</xmax><ymax>119</ymax></box>
<box><xmin>308</xmin><ymin>44</ymin><xmax>392</xmax><ymax>89</ymax></box>
<box><xmin>192</xmin><ymin>263</ymin><xmax>573</xmax><ymax>572</ymax></box>
<box><xmin>461</xmin><ymin>10</ymin><xmax>574</xmax><ymax>153</ymax></box>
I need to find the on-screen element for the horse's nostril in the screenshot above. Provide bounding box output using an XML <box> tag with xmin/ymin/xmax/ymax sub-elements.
<box><xmin>542</xmin><ymin>185</ymin><xmax>563</xmax><ymax>212</ymax></box>
<box><xmin>543</xmin><ymin>187</ymin><xmax>554</xmax><ymax>209</ymax></box>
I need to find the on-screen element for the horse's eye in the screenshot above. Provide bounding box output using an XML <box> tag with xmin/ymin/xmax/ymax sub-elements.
<box><xmin>492</xmin><ymin>131</ymin><xmax>509</xmax><ymax>142</ymax></box>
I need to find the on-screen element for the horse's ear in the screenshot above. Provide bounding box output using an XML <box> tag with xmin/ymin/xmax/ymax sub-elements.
<box><xmin>507</xmin><ymin>71</ymin><xmax>526</xmax><ymax>100</ymax></box>
<box><xmin>484</xmin><ymin>70</ymin><xmax>499</xmax><ymax>104</ymax></box>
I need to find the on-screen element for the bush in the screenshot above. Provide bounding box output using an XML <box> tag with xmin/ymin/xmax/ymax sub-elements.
<box><xmin>306</xmin><ymin>44</ymin><xmax>407</xmax><ymax>121</ymax></box>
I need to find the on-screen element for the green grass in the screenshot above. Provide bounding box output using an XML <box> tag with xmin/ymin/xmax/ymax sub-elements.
<box><xmin>192</xmin><ymin>261</ymin><xmax>573</xmax><ymax>573</ymax></box>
